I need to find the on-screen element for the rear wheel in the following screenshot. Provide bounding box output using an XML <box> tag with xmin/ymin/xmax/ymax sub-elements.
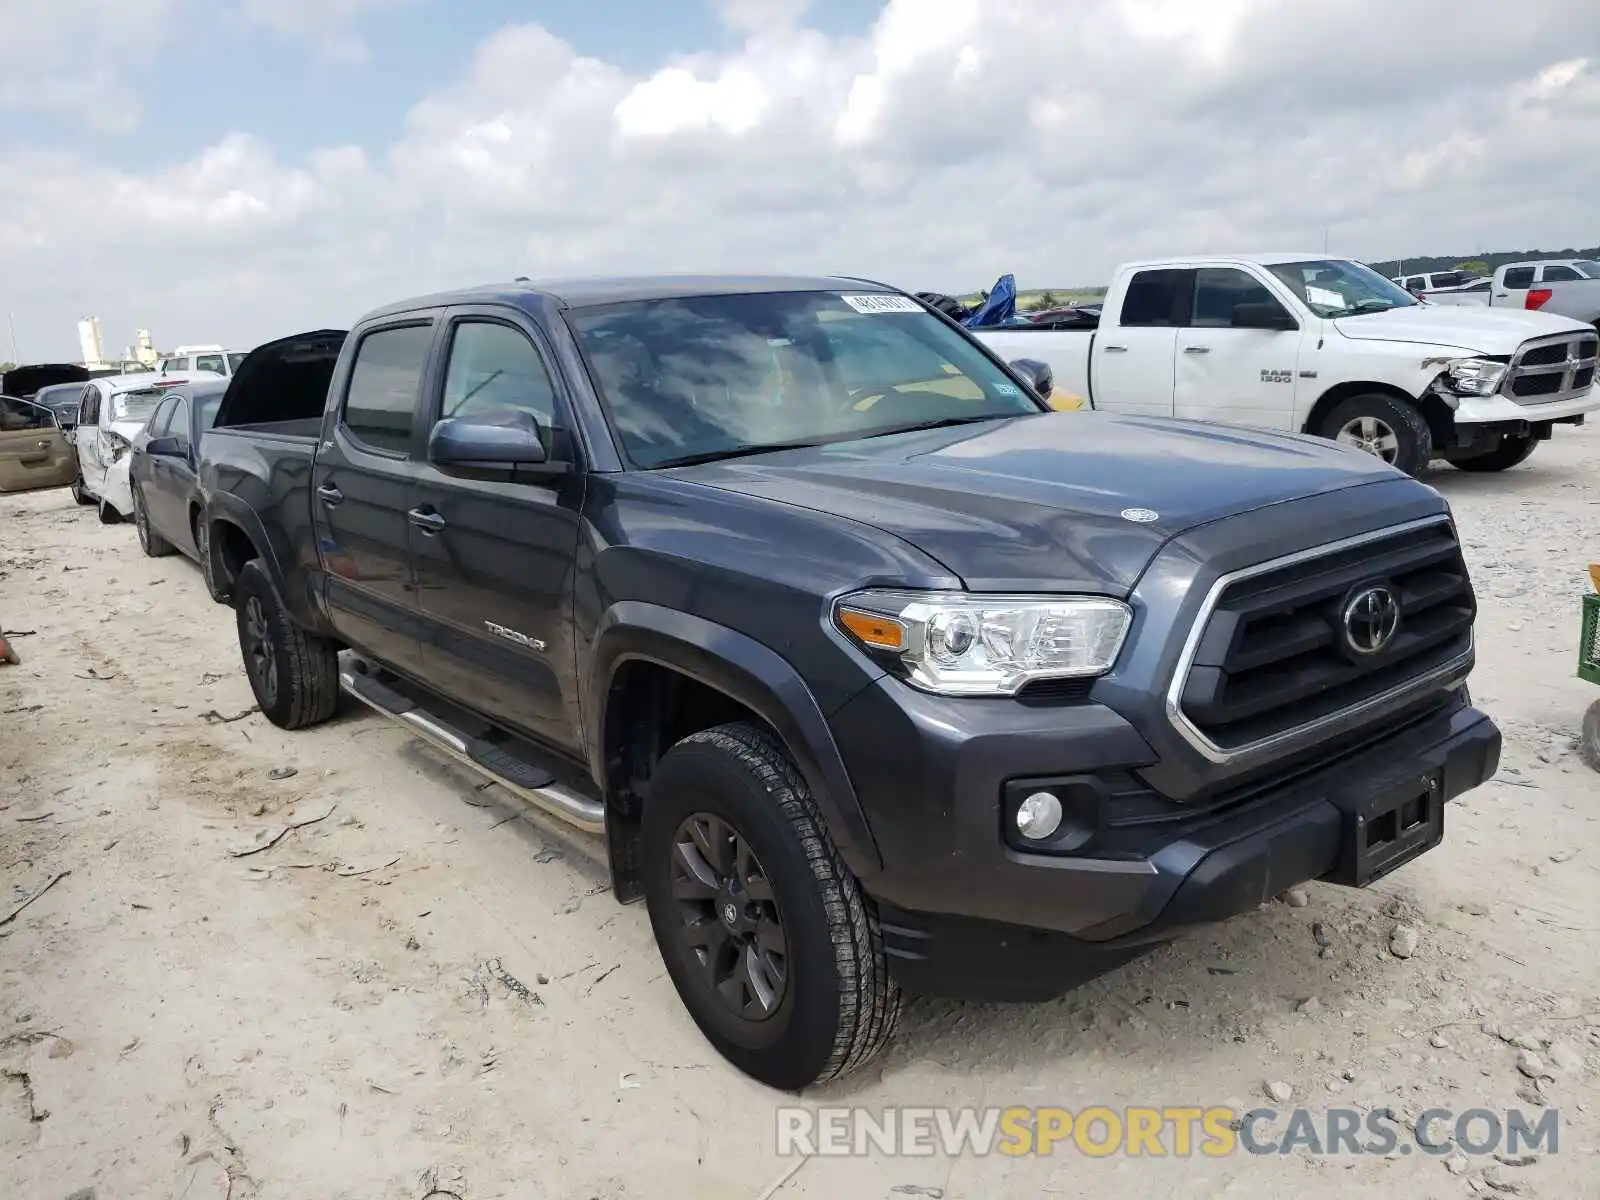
<box><xmin>70</xmin><ymin>476</ymin><xmax>95</xmax><ymax>506</ymax></box>
<box><xmin>233</xmin><ymin>559</ymin><xmax>340</xmax><ymax>729</ymax></box>
<box><xmin>133</xmin><ymin>485</ymin><xmax>175</xmax><ymax>557</ymax></box>
<box><xmin>1449</xmin><ymin>436</ymin><xmax>1538</xmax><ymax>473</ymax></box>
<box><xmin>641</xmin><ymin>722</ymin><xmax>900</xmax><ymax>1090</ymax></box>
<box><xmin>1319</xmin><ymin>393</ymin><xmax>1433</xmax><ymax>477</ymax></box>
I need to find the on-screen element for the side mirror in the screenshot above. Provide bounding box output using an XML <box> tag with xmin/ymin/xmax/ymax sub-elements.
<box><xmin>1008</xmin><ymin>358</ymin><xmax>1055</xmax><ymax>399</ymax></box>
<box><xmin>429</xmin><ymin>413</ymin><xmax>566</xmax><ymax>477</ymax></box>
<box><xmin>144</xmin><ymin>435</ymin><xmax>183</xmax><ymax>457</ymax></box>
<box><xmin>1230</xmin><ymin>303</ymin><xmax>1299</xmax><ymax>331</ymax></box>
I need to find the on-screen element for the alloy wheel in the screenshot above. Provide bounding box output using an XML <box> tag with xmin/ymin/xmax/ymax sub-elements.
<box><xmin>668</xmin><ymin>813</ymin><xmax>788</xmax><ymax>1021</ymax></box>
<box><xmin>243</xmin><ymin>595</ymin><xmax>279</xmax><ymax>706</ymax></box>
<box><xmin>1336</xmin><ymin>415</ymin><xmax>1401</xmax><ymax>463</ymax></box>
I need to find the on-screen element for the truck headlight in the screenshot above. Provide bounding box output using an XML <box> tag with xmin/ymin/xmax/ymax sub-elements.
<box><xmin>834</xmin><ymin>590</ymin><xmax>1131</xmax><ymax>696</ymax></box>
<box><xmin>1443</xmin><ymin>358</ymin><xmax>1507</xmax><ymax>397</ymax></box>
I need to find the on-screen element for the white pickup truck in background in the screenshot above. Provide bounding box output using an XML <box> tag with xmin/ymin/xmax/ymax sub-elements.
<box><xmin>972</xmin><ymin>254</ymin><xmax>1599</xmax><ymax>475</ymax></box>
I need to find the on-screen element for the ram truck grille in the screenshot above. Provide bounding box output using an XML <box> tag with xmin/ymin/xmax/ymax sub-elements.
<box><xmin>1503</xmin><ymin>332</ymin><xmax>1598</xmax><ymax>404</ymax></box>
<box><xmin>1173</xmin><ymin>519</ymin><xmax>1475</xmax><ymax>757</ymax></box>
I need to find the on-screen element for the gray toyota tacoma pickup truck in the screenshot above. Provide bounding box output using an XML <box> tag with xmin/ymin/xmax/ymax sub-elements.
<box><xmin>196</xmin><ymin>275</ymin><xmax>1500</xmax><ymax>1089</ymax></box>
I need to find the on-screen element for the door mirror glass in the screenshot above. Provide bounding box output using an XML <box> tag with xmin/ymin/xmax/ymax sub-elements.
<box><xmin>1007</xmin><ymin>358</ymin><xmax>1054</xmax><ymax>399</ymax></box>
<box><xmin>1230</xmin><ymin>303</ymin><xmax>1298</xmax><ymax>331</ymax></box>
<box><xmin>429</xmin><ymin>413</ymin><xmax>549</xmax><ymax>470</ymax></box>
<box><xmin>144</xmin><ymin>435</ymin><xmax>183</xmax><ymax>457</ymax></box>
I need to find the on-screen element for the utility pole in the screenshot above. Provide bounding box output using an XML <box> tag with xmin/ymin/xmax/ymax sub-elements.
<box><xmin>6</xmin><ymin>312</ymin><xmax>17</xmax><ymax>365</ymax></box>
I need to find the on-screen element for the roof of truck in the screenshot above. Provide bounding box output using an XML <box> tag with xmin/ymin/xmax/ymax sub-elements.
<box><xmin>1119</xmin><ymin>252</ymin><xmax>1338</xmax><ymax>270</ymax></box>
<box><xmin>362</xmin><ymin>274</ymin><xmax>899</xmax><ymax>320</ymax></box>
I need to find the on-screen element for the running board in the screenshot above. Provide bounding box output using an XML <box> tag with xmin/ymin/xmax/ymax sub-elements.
<box><xmin>339</xmin><ymin>669</ymin><xmax>606</xmax><ymax>836</ymax></box>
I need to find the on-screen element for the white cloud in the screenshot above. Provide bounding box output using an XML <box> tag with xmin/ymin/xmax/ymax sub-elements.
<box><xmin>3</xmin><ymin>0</ymin><xmax>1599</xmax><ymax>361</ymax></box>
<box><xmin>235</xmin><ymin>0</ymin><xmax>404</xmax><ymax>61</ymax></box>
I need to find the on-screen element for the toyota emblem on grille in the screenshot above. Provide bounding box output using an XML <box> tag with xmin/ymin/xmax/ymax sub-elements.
<box><xmin>1341</xmin><ymin>584</ymin><xmax>1401</xmax><ymax>656</ymax></box>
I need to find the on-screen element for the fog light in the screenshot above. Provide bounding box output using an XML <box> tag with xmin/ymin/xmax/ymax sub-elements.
<box><xmin>1015</xmin><ymin>791</ymin><xmax>1064</xmax><ymax>840</ymax></box>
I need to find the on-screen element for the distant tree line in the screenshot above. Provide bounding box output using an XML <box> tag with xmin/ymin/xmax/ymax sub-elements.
<box><xmin>1366</xmin><ymin>247</ymin><xmax>1600</xmax><ymax>277</ymax></box>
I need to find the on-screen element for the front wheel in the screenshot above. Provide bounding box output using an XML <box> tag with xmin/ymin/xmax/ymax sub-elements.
<box><xmin>134</xmin><ymin>485</ymin><xmax>175</xmax><ymax>557</ymax></box>
<box><xmin>233</xmin><ymin>559</ymin><xmax>341</xmax><ymax>730</ymax></box>
<box><xmin>1449</xmin><ymin>437</ymin><xmax>1538</xmax><ymax>473</ymax></box>
<box><xmin>1319</xmin><ymin>393</ymin><xmax>1433</xmax><ymax>477</ymax></box>
<box><xmin>641</xmin><ymin>723</ymin><xmax>900</xmax><ymax>1090</ymax></box>
<box><xmin>97</xmin><ymin>499</ymin><xmax>122</xmax><ymax>525</ymax></box>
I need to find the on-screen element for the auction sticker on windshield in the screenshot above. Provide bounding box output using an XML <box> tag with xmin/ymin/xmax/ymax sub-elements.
<box><xmin>841</xmin><ymin>294</ymin><xmax>924</xmax><ymax>314</ymax></box>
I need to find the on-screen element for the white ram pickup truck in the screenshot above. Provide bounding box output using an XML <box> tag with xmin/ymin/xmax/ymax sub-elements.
<box><xmin>973</xmin><ymin>254</ymin><xmax>1599</xmax><ymax>475</ymax></box>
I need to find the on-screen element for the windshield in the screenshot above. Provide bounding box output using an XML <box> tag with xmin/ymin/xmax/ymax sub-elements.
<box><xmin>567</xmin><ymin>291</ymin><xmax>1041</xmax><ymax>469</ymax></box>
<box><xmin>110</xmin><ymin>389</ymin><xmax>163</xmax><ymax>423</ymax></box>
<box><xmin>1265</xmin><ymin>260</ymin><xmax>1420</xmax><ymax>318</ymax></box>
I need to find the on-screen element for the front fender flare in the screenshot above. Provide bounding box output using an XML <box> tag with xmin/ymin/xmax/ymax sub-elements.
<box><xmin>588</xmin><ymin>602</ymin><xmax>883</xmax><ymax>882</ymax></box>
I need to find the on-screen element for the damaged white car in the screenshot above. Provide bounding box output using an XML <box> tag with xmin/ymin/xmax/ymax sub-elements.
<box><xmin>72</xmin><ymin>372</ymin><xmax>218</xmax><ymax>520</ymax></box>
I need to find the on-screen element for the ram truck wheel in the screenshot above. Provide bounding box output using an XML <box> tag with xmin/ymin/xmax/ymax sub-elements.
<box><xmin>641</xmin><ymin>722</ymin><xmax>900</xmax><ymax>1090</ymax></box>
<box><xmin>1320</xmin><ymin>393</ymin><xmax>1433</xmax><ymax>477</ymax></box>
<box><xmin>233</xmin><ymin>559</ymin><xmax>341</xmax><ymax>730</ymax></box>
<box><xmin>1450</xmin><ymin>437</ymin><xmax>1538</xmax><ymax>473</ymax></box>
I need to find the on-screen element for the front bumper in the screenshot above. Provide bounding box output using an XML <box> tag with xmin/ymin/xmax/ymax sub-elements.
<box><xmin>834</xmin><ymin>684</ymin><xmax>1498</xmax><ymax>1001</ymax></box>
<box><xmin>1450</xmin><ymin>385</ymin><xmax>1598</xmax><ymax>430</ymax></box>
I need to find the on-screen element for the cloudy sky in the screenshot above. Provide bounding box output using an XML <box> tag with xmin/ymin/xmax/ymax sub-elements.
<box><xmin>2</xmin><ymin>0</ymin><xmax>1596</xmax><ymax>362</ymax></box>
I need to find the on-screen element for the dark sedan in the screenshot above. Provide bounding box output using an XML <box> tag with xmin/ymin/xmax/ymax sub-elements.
<box><xmin>129</xmin><ymin>378</ymin><xmax>227</xmax><ymax>562</ymax></box>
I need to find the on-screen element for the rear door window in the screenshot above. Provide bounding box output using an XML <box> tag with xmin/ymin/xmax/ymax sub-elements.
<box><xmin>342</xmin><ymin>324</ymin><xmax>434</xmax><ymax>454</ymax></box>
<box><xmin>1119</xmin><ymin>270</ymin><xmax>1191</xmax><ymax>327</ymax></box>
<box><xmin>1501</xmin><ymin>267</ymin><xmax>1536</xmax><ymax>290</ymax></box>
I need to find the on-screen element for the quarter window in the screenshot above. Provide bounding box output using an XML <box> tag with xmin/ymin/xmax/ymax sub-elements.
<box><xmin>342</xmin><ymin>324</ymin><xmax>434</xmax><ymax>454</ymax></box>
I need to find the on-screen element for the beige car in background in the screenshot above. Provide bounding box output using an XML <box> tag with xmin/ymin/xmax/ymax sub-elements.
<box><xmin>0</xmin><ymin>393</ymin><xmax>77</xmax><ymax>493</ymax></box>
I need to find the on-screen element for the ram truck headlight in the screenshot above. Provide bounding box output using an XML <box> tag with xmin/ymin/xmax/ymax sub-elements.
<box><xmin>834</xmin><ymin>590</ymin><xmax>1131</xmax><ymax>696</ymax></box>
<box><xmin>1442</xmin><ymin>358</ymin><xmax>1507</xmax><ymax>397</ymax></box>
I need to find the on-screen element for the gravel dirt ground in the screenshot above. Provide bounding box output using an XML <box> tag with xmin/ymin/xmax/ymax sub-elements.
<box><xmin>3</xmin><ymin>428</ymin><xmax>1598</xmax><ymax>1199</ymax></box>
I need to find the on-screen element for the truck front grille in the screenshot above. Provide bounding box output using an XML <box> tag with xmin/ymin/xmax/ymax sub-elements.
<box><xmin>1170</xmin><ymin>518</ymin><xmax>1474</xmax><ymax>759</ymax></box>
<box><xmin>1503</xmin><ymin>332</ymin><xmax>1599</xmax><ymax>405</ymax></box>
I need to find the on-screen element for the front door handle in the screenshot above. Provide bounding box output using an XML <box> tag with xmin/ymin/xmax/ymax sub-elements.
<box><xmin>1182</xmin><ymin>345</ymin><xmax>1211</xmax><ymax>355</ymax></box>
<box><xmin>1103</xmin><ymin>344</ymin><xmax>1128</xmax><ymax>353</ymax></box>
<box><xmin>1495</xmin><ymin>293</ymin><xmax>1509</xmax><ymax>298</ymax></box>
<box><xmin>408</xmin><ymin>508</ymin><xmax>446</xmax><ymax>534</ymax></box>
<box><xmin>316</xmin><ymin>483</ymin><xmax>343</xmax><ymax>506</ymax></box>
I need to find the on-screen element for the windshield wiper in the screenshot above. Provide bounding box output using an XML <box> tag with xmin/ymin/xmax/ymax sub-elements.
<box><xmin>652</xmin><ymin>437</ymin><xmax>829</xmax><ymax>469</ymax></box>
<box><xmin>856</xmin><ymin>414</ymin><xmax>1007</xmax><ymax>441</ymax></box>
<box><xmin>1346</xmin><ymin>299</ymin><xmax>1402</xmax><ymax>314</ymax></box>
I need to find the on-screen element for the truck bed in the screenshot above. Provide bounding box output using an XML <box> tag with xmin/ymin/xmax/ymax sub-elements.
<box><xmin>211</xmin><ymin>417</ymin><xmax>322</xmax><ymax>441</ymax></box>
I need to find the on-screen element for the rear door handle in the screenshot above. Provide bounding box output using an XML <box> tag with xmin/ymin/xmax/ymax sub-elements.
<box><xmin>408</xmin><ymin>508</ymin><xmax>446</xmax><ymax>534</ymax></box>
<box><xmin>316</xmin><ymin>483</ymin><xmax>343</xmax><ymax>506</ymax></box>
<box><xmin>1103</xmin><ymin>344</ymin><xmax>1128</xmax><ymax>353</ymax></box>
<box><xmin>1182</xmin><ymin>345</ymin><xmax>1211</xmax><ymax>355</ymax></box>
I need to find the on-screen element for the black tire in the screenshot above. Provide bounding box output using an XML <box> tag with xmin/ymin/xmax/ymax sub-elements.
<box><xmin>1319</xmin><ymin>393</ymin><xmax>1433</xmax><ymax>477</ymax></box>
<box><xmin>97</xmin><ymin>499</ymin><xmax>122</xmax><ymax>524</ymax></box>
<box><xmin>1581</xmin><ymin>699</ymin><xmax>1600</xmax><ymax>774</ymax></box>
<box><xmin>70</xmin><ymin>476</ymin><xmax>95</xmax><ymax>506</ymax></box>
<box><xmin>1449</xmin><ymin>437</ymin><xmax>1538</xmax><ymax>473</ymax></box>
<box><xmin>233</xmin><ymin>559</ymin><xmax>340</xmax><ymax>730</ymax></box>
<box><xmin>641</xmin><ymin>723</ymin><xmax>900</xmax><ymax>1090</ymax></box>
<box><xmin>194</xmin><ymin>511</ymin><xmax>227</xmax><ymax>601</ymax></box>
<box><xmin>133</xmin><ymin>485</ymin><xmax>175</xmax><ymax>557</ymax></box>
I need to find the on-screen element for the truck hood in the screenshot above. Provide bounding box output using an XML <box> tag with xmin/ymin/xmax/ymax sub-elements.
<box><xmin>1331</xmin><ymin>305</ymin><xmax>1589</xmax><ymax>352</ymax></box>
<box><xmin>670</xmin><ymin>412</ymin><xmax>1402</xmax><ymax>593</ymax></box>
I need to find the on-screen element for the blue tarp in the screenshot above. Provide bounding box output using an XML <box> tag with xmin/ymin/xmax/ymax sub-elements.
<box><xmin>962</xmin><ymin>274</ymin><xmax>1017</xmax><ymax>328</ymax></box>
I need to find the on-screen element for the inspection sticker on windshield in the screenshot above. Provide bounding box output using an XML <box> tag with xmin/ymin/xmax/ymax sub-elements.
<box><xmin>841</xmin><ymin>294</ymin><xmax>923</xmax><ymax>314</ymax></box>
<box><xmin>993</xmin><ymin>383</ymin><xmax>1021</xmax><ymax>396</ymax></box>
